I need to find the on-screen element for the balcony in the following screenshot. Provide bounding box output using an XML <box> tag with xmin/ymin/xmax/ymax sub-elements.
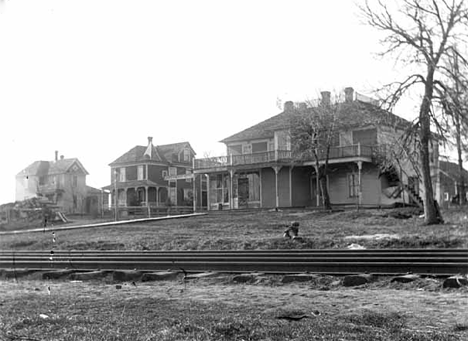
<box><xmin>194</xmin><ymin>145</ymin><xmax>375</xmax><ymax>170</ymax></box>
<box><xmin>194</xmin><ymin>150</ymin><xmax>292</xmax><ymax>170</ymax></box>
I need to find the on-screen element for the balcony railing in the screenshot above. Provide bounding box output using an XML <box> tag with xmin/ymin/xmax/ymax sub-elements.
<box><xmin>194</xmin><ymin>144</ymin><xmax>375</xmax><ymax>170</ymax></box>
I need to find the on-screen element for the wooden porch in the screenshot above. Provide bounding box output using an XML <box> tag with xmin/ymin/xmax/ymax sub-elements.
<box><xmin>193</xmin><ymin>144</ymin><xmax>375</xmax><ymax>171</ymax></box>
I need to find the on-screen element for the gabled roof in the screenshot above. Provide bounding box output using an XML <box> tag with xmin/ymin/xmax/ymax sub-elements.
<box><xmin>157</xmin><ymin>142</ymin><xmax>195</xmax><ymax>160</ymax></box>
<box><xmin>221</xmin><ymin>112</ymin><xmax>290</xmax><ymax>143</ymax></box>
<box><xmin>110</xmin><ymin>145</ymin><xmax>165</xmax><ymax>165</ymax></box>
<box><xmin>17</xmin><ymin>158</ymin><xmax>89</xmax><ymax>177</ymax></box>
<box><xmin>220</xmin><ymin>100</ymin><xmax>410</xmax><ymax>144</ymax></box>
<box><xmin>48</xmin><ymin>159</ymin><xmax>88</xmax><ymax>175</ymax></box>
<box><xmin>110</xmin><ymin>141</ymin><xmax>195</xmax><ymax>166</ymax></box>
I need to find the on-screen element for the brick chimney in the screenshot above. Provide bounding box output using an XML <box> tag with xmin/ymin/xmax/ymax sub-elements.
<box><xmin>321</xmin><ymin>91</ymin><xmax>331</xmax><ymax>106</ymax></box>
<box><xmin>283</xmin><ymin>101</ymin><xmax>294</xmax><ymax>112</ymax></box>
<box><xmin>344</xmin><ymin>87</ymin><xmax>354</xmax><ymax>103</ymax></box>
<box><xmin>55</xmin><ymin>151</ymin><xmax>58</xmax><ymax>161</ymax></box>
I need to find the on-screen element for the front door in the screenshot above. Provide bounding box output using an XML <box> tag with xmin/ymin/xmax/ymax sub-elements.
<box><xmin>238</xmin><ymin>177</ymin><xmax>249</xmax><ymax>208</ymax></box>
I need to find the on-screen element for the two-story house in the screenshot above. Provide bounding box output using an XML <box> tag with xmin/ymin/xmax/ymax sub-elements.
<box><xmin>104</xmin><ymin>137</ymin><xmax>205</xmax><ymax>209</ymax></box>
<box><xmin>15</xmin><ymin>152</ymin><xmax>105</xmax><ymax>214</ymax></box>
<box><xmin>193</xmin><ymin>87</ymin><xmax>440</xmax><ymax>210</ymax></box>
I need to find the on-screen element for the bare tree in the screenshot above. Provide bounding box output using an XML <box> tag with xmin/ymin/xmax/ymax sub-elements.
<box><xmin>440</xmin><ymin>48</ymin><xmax>468</xmax><ymax>204</ymax></box>
<box><xmin>290</xmin><ymin>93</ymin><xmax>340</xmax><ymax>210</ymax></box>
<box><xmin>360</xmin><ymin>0</ymin><xmax>468</xmax><ymax>224</ymax></box>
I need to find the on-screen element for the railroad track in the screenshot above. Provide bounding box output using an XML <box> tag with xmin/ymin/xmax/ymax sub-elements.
<box><xmin>1</xmin><ymin>249</ymin><xmax>467</xmax><ymax>276</ymax></box>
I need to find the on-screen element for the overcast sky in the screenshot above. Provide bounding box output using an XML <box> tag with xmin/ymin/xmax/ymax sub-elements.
<box><xmin>0</xmin><ymin>0</ymin><xmax>463</xmax><ymax>205</ymax></box>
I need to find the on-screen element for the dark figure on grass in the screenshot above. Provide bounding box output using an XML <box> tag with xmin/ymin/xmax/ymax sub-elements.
<box><xmin>283</xmin><ymin>221</ymin><xmax>300</xmax><ymax>239</ymax></box>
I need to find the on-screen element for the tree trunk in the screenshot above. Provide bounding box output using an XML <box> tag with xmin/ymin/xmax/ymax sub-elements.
<box><xmin>419</xmin><ymin>73</ymin><xmax>443</xmax><ymax>224</ymax></box>
<box><xmin>455</xmin><ymin>97</ymin><xmax>466</xmax><ymax>205</ymax></box>
<box><xmin>319</xmin><ymin>168</ymin><xmax>332</xmax><ymax>211</ymax></box>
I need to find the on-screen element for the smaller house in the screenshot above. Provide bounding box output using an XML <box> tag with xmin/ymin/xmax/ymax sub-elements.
<box><xmin>439</xmin><ymin>160</ymin><xmax>468</xmax><ymax>207</ymax></box>
<box><xmin>104</xmin><ymin>137</ymin><xmax>206</xmax><ymax>210</ymax></box>
<box><xmin>15</xmin><ymin>151</ymin><xmax>107</xmax><ymax>215</ymax></box>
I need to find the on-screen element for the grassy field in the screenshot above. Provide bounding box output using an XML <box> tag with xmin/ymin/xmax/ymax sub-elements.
<box><xmin>1</xmin><ymin>275</ymin><xmax>467</xmax><ymax>341</ymax></box>
<box><xmin>1</xmin><ymin>207</ymin><xmax>467</xmax><ymax>340</ymax></box>
<box><xmin>0</xmin><ymin>207</ymin><xmax>467</xmax><ymax>250</ymax></box>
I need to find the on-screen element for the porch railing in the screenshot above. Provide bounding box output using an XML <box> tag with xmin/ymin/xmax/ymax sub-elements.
<box><xmin>309</xmin><ymin>144</ymin><xmax>374</xmax><ymax>161</ymax></box>
<box><xmin>194</xmin><ymin>144</ymin><xmax>376</xmax><ymax>170</ymax></box>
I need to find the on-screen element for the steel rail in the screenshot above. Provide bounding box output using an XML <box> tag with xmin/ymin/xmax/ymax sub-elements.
<box><xmin>1</xmin><ymin>249</ymin><xmax>466</xmax><ymax>256</ymax></box>
<box><xmin>0</xmin><ymin>249</ymin><xmax>467</xmax><ymax>275</ymax></box>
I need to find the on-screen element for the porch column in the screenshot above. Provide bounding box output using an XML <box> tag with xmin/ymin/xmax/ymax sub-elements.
<box><xmin>356</xmin><ymin>161</ymin><xmax>363</xmax><ymax>208</ymax></box>
<box><xmin>156</xmin><ymin>187</ymin><xmax>159</xmax><ymax>207</ymax></box>
<box><xmin>193</xmin><ymin>174</ymin><xmax>196</xmax><ymax>212</ymax></box>
<box><xmin>229</xmin><ymin>170</ymin><xmax>235</xmax><ymax>209</ymax></box>
<box><xmin>145</xmin><ymin>186</ymin><xmax>150</xmax><ymax>217</ymax></box>
<box><xmin>200</xmin><ymin>175</ymin><xmax>204</xmax><ymax>210</ymax></box>
<box><xmin>273</xmin><ymin>166</ymin><xmax>282</xmax><ymax>208</ymax></box>
<box><xmin>289</xmin><ymin>166</ymin><xmax>293</xmax><ymax>207</ymax></box>
<box><xmin>206</xmin><ymin>174</ymin><xmax>211</xmax><ymax>211</ymax></box>
<box><xmin>113</xmin><ymin>189</ymin><xmax>118</xmax><ymax>221</ymax></box>
<box><xmin>113</xmin><ymin>169</ymin><xmax>118</xmax><ymax>221</ymax></box>
<box><xmin>314</xmin><ymin>165</ymin><xmax>320</xmax><ymax>207</ymax></box>
<box><xmin>259</xmin><ymin>169</ymin><xmax>263</xmax><ymax>208</ymax></box>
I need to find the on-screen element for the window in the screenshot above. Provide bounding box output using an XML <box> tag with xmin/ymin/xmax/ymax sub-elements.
<box><xmin>274</xmin><ymin>130</ymin><xmax>291</xmax><ymax>151</ymax></box>
<box><xmin>444</xmin><ymin>192</ymin><xmax>449</xmax><ymax>201</ymax></box>
<box><xmin>268</xmin><ymin>142</ymin><xmax>274</xmax><ymax>151</ymax></box>
<box><xmin>39</xmin><ymin>176</ymin><xmax>46</xmax><ymax>185</ymax></box>
<box><xmin>185</xmin><ymin>170</ymin><xmax>192</xmax><ymax>182</ymax></box>
<box><xmin>242</xmin><ymin>144</ymin><xmax>252</xmax><ymax>154</ymax></box>
<box><xmin>162</xmin><ymin>170</ymin><xmax>168</xmax><ymax>178</ymax></box>
<box><xmin>183</xmin><ymin>149</ymin><xmax>191</xmax><ymax>162</ymax></box>
<box><xmin>169</xmin><ymin>182</ymin><xmax>177</xmax><ymax>205</ymax></box>
<box><xmin>229</xmin><ymin>144</ymin><xmax>242</xmax><ymax>155</ymax></box>
<box><xmin>72</xmin><ymin>175</ymin><xmax>78</xmax><ymax>188</ymax></box>
<box><xmin>183</xmin><ymin>188</ymin><xmax>193</xmax><ymax>202</ymax></box>
<box><xmin>119</xmin><ymin>168</ymin><xmax>126</xmax><ymax>182</ymax></box>
<box><xmin>209</xmin><ymin>174</ymin><xmax>230</xmax><ymax>204</ymax></box>
<box><xmin>352</xmin><ymin>128</ymin><xmax>377</xmax><ymax>145</ymax></box>
<box><xmin>252</xmin><ymin>141</ymin><xmax>268</xmax><ymax>153</ymax></box>
<box><xmin>348</xmin><ymin>173</ymin><xmax>359</xmax><ymax>198</ymax></box>
<box><xmin>137</xmin><ymin>165</ymin><xmax>145</xmax><ymax>180</ymax></box>
<box><xmin>169</xmin><ymin>167</ymin><xmax>177</xmax><ymax>176</ymax></box>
